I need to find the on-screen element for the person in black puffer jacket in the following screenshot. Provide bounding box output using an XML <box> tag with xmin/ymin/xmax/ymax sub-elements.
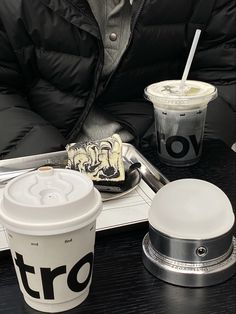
<box><xmin>0</xmin><ymin>0</ymin><xmax>235</xmax><ymax>159</ymax></box>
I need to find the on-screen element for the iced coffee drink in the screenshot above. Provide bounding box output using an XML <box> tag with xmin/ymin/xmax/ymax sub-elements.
<box><xmin>145</xmin><ymin>80</ymin><xmax>217</xmax><ymax>166</ymax></box>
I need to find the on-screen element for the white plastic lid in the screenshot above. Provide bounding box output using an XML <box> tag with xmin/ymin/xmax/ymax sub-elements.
<box><xmin>0</xmin><ymin>167</ymin><xmax>102</xmax><ymax>235</ymax></box>
<box><xmin>149</xmin><ymin>179</ymin><xmax>234</xmax><ymax>240</ymax></box>
<box><xmin>145</xmin><ymin>80</ymin><xmax>217</xmax><ymax>110</ymax></box>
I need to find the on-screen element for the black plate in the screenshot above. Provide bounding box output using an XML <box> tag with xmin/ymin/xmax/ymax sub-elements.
<box><xmin>95</xmin><ymin>163</ymin><xmax>142</xmax><ymax>202</ymax></box>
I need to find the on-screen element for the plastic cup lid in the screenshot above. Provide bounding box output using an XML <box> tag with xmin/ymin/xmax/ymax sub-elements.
<box><xmin>149</xmin><ymin>179</ymin><xmax>234</xmax><ymax>240</ymax></box>
<box><xmin>0</xmin><ymin>167</ymin><xmax>102</xmax><ymax>235</ymax></box>
<box><xmin>145</xmin><ymin>80</ymin><xmax>217</xmax><ymax>109</ymax></box>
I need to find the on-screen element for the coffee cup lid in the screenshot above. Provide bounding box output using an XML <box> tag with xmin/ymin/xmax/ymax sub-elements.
<box><xmin>0</xmin><ymin>167</ymin><xmax>102</xmax><ymax>235</ymax></box>
<box><xmin>149</xmin><ymin>179</ymin><xmax>234</xmax><ymax>240</ymax></box>
<box><xmin>145</xmin><ymin>80</ymin><xmax>217</xmax><ymax>109</ymax></box>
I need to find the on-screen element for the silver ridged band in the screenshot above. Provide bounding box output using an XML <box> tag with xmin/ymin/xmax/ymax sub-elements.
<box><xmin>142</xmin><ymin>233</ymin><xmax>236</xmax><ymax>287</ymax></box>
<box><xmin>149</xmin><ymin>224</ymin><xmax>233</xmax><ymax>262</ymax></box>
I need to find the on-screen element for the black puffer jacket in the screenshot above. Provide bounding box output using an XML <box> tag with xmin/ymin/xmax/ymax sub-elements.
<box><xmin>0</xmin><ymin>0</ymin><xmax>235</xmax><ymax>159</ymax></box>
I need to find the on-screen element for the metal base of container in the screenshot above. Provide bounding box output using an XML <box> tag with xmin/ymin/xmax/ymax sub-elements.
<box><xmin>142</xmin><ymin>233</ymin><xmax>236</xmax><ymax>287</ymax></box>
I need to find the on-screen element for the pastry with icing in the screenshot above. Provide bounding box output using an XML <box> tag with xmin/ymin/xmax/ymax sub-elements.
<box><xmin>66</xmin><ymin>134</ymin><xmax>125</xmax><ymax>183</ymax></box>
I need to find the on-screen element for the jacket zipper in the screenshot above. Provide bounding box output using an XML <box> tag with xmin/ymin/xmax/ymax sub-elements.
<box><xmin>101</xmin><ymin>0</ymin><xmax>146</xmax><ymax>93</ymax></box>
<box><xmin>67</xmin><ymin>2</ymin><xmax>104</xmax><ymax>141</ymax></box>
<box><xmin>68</xmin><ymin>0</ymin><xmax>146</xmax><ymax>141</ymax></box>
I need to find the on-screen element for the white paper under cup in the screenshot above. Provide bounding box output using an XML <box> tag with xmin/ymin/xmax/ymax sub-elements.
<box><xmin>0</xmin><ymin>167</ymin><xmax>102</xmax><ymax>312</ymax></box>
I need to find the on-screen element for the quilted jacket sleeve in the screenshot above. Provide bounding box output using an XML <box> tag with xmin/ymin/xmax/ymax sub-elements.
<box><xmin>100</xmin><ymin>99</ymin><xmax>154</xmax><ymax>148</ymax></box>
<box><xmin>0</xmin><ymin>20</ymin><xmax>66</xmax><ymax>159</ymax></box>
<box><xmin>189</xmin><ymin>0</ymin><xmax>236</xmax><ymax>146</ymax></box>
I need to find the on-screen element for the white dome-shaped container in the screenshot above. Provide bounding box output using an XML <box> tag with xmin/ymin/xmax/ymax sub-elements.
<box><xmin>142</xmin><ymin>179</ymin><xmax>236</xmax><ymax>287</ymax></box>
<box><xmin>149</xmin><ymin>179</ymin><xmax>234</xmax><ymax>240</ymax></box>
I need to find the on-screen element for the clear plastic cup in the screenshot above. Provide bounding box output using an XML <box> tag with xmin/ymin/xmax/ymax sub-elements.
<box><xmin>0</xmin><ymin>167</ymin><xmax>102</xmax><ymax>313</ymax></box>
<box><xmin>145</xmin><ymin>80</ymin><xmax>217</xmax><ymax>166</ymax></box>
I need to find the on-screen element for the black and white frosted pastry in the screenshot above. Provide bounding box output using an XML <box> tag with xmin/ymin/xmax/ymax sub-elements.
<box><xmin>66</xmin><ymin>134</ymin><xmax>125</xmax><ymax>183</ymax></box>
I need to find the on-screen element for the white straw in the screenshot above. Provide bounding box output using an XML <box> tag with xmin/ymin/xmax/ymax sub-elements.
<box><xmin>179</xmin><ymin>29</ymin><xmax>201</xmax><ymax>90</ymax></box>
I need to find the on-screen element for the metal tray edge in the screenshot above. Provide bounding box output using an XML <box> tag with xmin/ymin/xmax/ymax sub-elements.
<box><xmin>0</xmin><ymin>144</ymin><xmax>169</xmax><ymax>192</ymax></box>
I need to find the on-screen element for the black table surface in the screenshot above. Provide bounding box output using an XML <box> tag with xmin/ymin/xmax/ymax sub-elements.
<box><xmin>0</xmin><ymin>139</ymin><xmax>235</xmax><ymax>314</ymax></box>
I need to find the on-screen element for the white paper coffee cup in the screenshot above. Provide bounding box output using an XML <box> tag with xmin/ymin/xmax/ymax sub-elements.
<box><xmin>0</xmin><ymin>167</ymin><xmax>102</xmax><ymax>313</ymax></box>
